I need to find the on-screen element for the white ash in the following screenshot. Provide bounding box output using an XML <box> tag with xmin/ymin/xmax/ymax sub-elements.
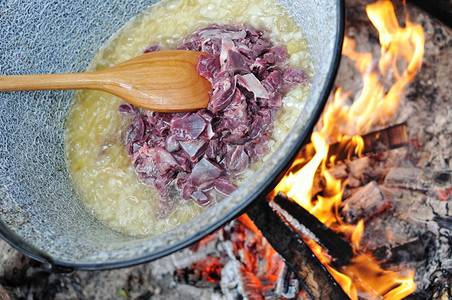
<box><xmin>220</xmin><ymin>260</ymin><xmax>246</xmax><ymax>300</ymax></box>
<box><xmin>384</xmin><ymin>167</ymin><xmax>451</xmax><ymax>197</ymax></box>
<box><xmin>275</xmin><ymin>264</ymin><xmax>301</xmax><ymax>299</ymax></box>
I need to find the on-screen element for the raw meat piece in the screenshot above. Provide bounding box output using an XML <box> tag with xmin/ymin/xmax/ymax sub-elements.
<box><xmin>119</xmin><ymin>24</ymin><xmax>309</xmax><ymax>217</ymax></box>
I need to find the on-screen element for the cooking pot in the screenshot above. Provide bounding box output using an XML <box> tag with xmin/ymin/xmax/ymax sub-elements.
<box><xmin>0</xmin><ymin>0</ymin><xmax>344</xmax><ymax>270</ymax></box>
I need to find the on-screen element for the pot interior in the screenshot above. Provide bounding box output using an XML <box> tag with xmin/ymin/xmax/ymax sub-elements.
<box><xmin>0</xmin><ymin>0</ymin><xmax>343</xmax><ymax>269</ymax></box>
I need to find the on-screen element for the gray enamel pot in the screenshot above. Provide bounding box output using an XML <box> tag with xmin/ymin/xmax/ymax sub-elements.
<box><xmin>0</xmin><ymin>0</ymin><xmax>344</xmax><ymax>270</ymax></box>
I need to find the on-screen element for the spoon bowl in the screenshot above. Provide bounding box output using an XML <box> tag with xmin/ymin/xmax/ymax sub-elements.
<box><xmin>0</xmin><ymin>50</ymin><xmax>211</xmax><ymax>112</ymax></box>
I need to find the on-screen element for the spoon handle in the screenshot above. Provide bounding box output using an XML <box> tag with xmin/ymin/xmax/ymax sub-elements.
<box><xmin>0</xmin><ymin>72</ymin><xmax>99</xmax><ymax>92</ymax></box>
<box><xmin>0</xmin><ymin>50</ymin><xmax>211</xmax><ymax>112</ymax></box>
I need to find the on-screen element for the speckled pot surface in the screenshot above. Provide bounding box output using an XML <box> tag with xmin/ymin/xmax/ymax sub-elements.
<box><xmin>0</xmin><ymin>0</ymin><xmax>344</xmax><ymax>270</ymax></box>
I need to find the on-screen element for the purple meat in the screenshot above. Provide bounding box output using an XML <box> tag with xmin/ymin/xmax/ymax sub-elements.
<box><xmin>118</xmin><ymin>103</ymin><xmax>136</xmax><ymax>114</ymax></box>
<box><xmin>236</xmin><ymin>73</ymin><xmax>270</xmax><ymax>99</ymax></box>
<box><xmin>208</xmin><ymin>71</ymin><xmax>236</xmax><ymax>113</ymax></box>
<box><xmin>223</xmin><ymin>145</ymin><xmax>249</xmax><ymax>175</ymax></box>
<box><xmin>189</xmin><ymin>158</ymin><xmax>224</xmax><ymax>185</ymax></box>
<box><xmin>119</xmin><ymin>24</ymin><xmax>309</xmax><ymax>218</ymax></box>
<box><xmin>171</xmin><ymin>113</ymin><xmax>207</xmax><ymax>141</ymax></box>
<box><xmin>125</xmin><ymin>116</ymin><xmax>146</xmax><ymax>144</ymax></box>
<box><xmin>143</xmin><ymin>44</ymin><xmax>161</xmax><ymax>53</ymax></box>
<box><xmin>197</xmin><ymin>54</ymin><xmax>221</xmax><ymax>82</ymax></box>
<box><xmin>154</xmin><ymin>147</ymin><xmax>180</xmax><ymax>174</ymax></box>
<box><xmin>283</xmin><ymin>67</ymin><xmax>309</xmax><ymax>89</ymax></box>
<box><xmin>214</xmin><ymin>177</ymin><xmax>237</xmax><ymax>196</ymax></box>
<box><xmin>222</xmin><ymin>50</ymin><xmax>252</xmax><ymax>74</ymax></box>
<box><xmin>179</xmin><ymin>139</ymin><xmax>208</xmax><ymax>160</ymax></box>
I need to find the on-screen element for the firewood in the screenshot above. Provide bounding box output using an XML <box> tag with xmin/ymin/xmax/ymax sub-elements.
<box><xmin>372</xmin><ymin>232</ymin><xmax>435</xmax><ymax>265</ymax></box>
<box><xmin>174</xmin><ymin>256</ymin><xmax>223</xmax><ymax>287</ymax></box>
<box><xmin>341</xmin><ymin>181</ymin><xmax>391</xmax><ymax>224</ymax></box>
<box><xmin>220</xmin><ymin>259</ymin><xmax>247</xmax><ymax>299</ymax></box>
<box><xmin>328</xmin><ymin>163</ymin><xmax>348</xmax><ymax>180</ymax></box>
<box><xmin>271</xmin><ymin>193</ymin><xmax>354</xmax><ymax>266</ymax></box>
<box><xmin>295</xmin><ymin>123</ymin><xmax>408</xmax><ymax>169</ymax></box>
<box><xmin>247</xmin><ymin>197</ymin><xmax>351</xmax><ymax>300</ymax></box>
<box><xmin>380</xmin><ymin>187</ymin><xmax>451</xmax><ymax>237</ymax></box>
<box><xmin>384</xmin><ymin>167</ymin><xmax>452</xmax><ymax>200</ymax></box>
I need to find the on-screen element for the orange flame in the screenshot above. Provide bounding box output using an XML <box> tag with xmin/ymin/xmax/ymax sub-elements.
<box><xmin>320</xmin><ymin>1</ymin><xmax>424</xmax><ymax>141</ymax></box>
<box><xmin>274</xmin><ymin>1</ymin><xmax>424</xmax><ymax>299</ymax></box>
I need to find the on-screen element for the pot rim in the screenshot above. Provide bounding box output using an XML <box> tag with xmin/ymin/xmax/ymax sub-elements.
<box><xmin>0</xmin><ymin>0</ymin><xmax>345</xmax><ymax>271</ymax></box>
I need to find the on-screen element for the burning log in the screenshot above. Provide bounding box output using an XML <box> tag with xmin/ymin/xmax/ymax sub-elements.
<box><xmin>384</xmin><ymin>167</ymin><xmax>452</xmax><ymax>200</ymax></box>
<box><xmin>372</xmin><ymin>232</ymin><xmax>435</xmax><ymax>266</ymax></box>
<box><xmin>330</xmin><ymin>123</ymin><xmax>409</xmax><ymax>162</ymax></box>
<box><xmin>341</xmin><ymin>181</ymin><xmax>391</xmax><ymax>224</ymax></box>
<box><xmin>247</xmin><ymin>198</ymin><xmax>350</xmax><ymax>300</ymax></box>
<box><xmin>295</xmin><ymin>123</ymin><xmax>408</xmax><ymax>171</ymax></box>
<box><xmin>271</xmin><ymin>193</ymin><xmax>354</xmax><ymax>267</ymax></box>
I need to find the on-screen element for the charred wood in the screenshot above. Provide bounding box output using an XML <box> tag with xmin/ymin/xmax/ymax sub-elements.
<box><xmin>384</xmin><ymin>167</ymin><xmax>452</xmax><ymax>200</ymax></box>
<box><xmin>220</xmin><ymin>260</ymin><xmax>245</xmax><ymax>300</ymax></box>
<box><xmin>372</xmin><ymin>187</ymin><xmax>452</xmax><ymax>294</ymax></box>
<box><xmin>329</xmin><ymin>147</ymin><xmax>412</xmax><ymax>191</ymax></box>
<box><xmin>341</xmin><ymin>181</ymin><xmax>391</xmax><ymax>224</ymax></box>
<box><xmin>219</xmin><ymin>220</ymin><xmax>285</xmax><ymax>300</ymax></box>
<box><xmin>331</xmin><ymin>123</ymin><xmax>408</xmax><ymax>162</ymax></box>
<box><xmin>272</xmin><ymin>193</ymin><xmax>354</xmax><ymax>267</ymax></box>
<box><xmin>380</xmin><ymin>187</ymin><xmax>451</xmax><ymax>236</ymax></box>
<box><xmin>372</xmin><ymin>232</ymin><xmax>435</xmax><ymax>266</ymax></box>
<box><xmin>427</xmin><ymin>269</ymin><xmax>452</xmax><ymax>300</ymax></box>
<box><xmin>247</xmin><ymin>198</ymin><xmax>350</xmax><ymax>300</ymax></box>
<box><xmin>294</xmin><ymin>123</ymin><xmax>408</xmax><ymax>172</ymax></box>
<box><xmin>433</xmin><ymin>216</ymin><xmax>452</xmax><ymax>234</ymax></box>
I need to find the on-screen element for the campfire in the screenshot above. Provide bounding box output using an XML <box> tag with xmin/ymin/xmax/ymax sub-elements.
<box><xmin>270</xmin><ymin>1</ymin><xmax>423</xmax><ymax>298</ymax></box>
<box><xmin>175</xmin><ymin>0</ymin><xmax>436</xmax><ymax>299</ymax></box>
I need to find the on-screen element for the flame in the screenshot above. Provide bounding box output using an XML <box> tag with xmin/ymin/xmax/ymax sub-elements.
<box><xmin>274</xmin><ymin>0</ymin><xmax>424</xmax><ymax>299</ymax></box>
<box><xmin>320</xmin><ymin>1</ymin><xmax>424</xmax><ymax>141</ymax></box>
<box><xmin>275</xmin><ymin>132</ymin><xmax>328</xmax><ymax>211</ymax></box>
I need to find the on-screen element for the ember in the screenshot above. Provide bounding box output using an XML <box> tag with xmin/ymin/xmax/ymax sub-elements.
<box><xmin>175</xmin><ymin>257</ymin><xmax>223</xmax><ymax>285</ymax></box>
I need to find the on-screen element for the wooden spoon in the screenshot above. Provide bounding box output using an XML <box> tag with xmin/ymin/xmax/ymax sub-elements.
<box><xmin>0</xmin><ymin>50</ymin><xmax>211</xmax><ymax>113</ymax></box>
